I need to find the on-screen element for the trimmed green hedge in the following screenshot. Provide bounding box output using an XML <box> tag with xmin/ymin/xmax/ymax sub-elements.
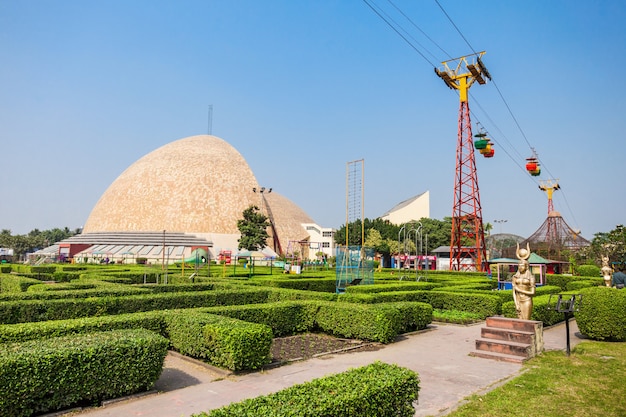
<box><xmin>203</xmin><ymin>301</ymin><xmax>315</xmax><ymax>337</ymax></box>
<box><xmin>315</xmin><ymin>302</ymin><xmax>402</xmax><ymax>343</ymax></box>
<box><xmin>252</xmin><ymin>277</ymin><xmax>337</xmax><ymax>292</ymax></box>
<box><xmin>340</xmin><ymin>290</ymin><xmax>501</xmax><ymax>319</ymax></box>
<box><xmin>0</xmin><ymin>274</ymin><xmax>41</xmax><ymax>293</ymax></box>
<box><xmin>345</xmin><ymin>281</ymin><xmax>443</xmax><ymax>293</ymax></box>
<box><xmin>0</xmin><ymin>311</ymin><xmax>167</xmax><ymax>343</ymax></box>
<box><xmin>195</xmin><ymin>361</ymin><xmax>419</xmax><ymax>417</ymax></box>
<box><xmin>204</xmin><ymin>300</ymin><xmax>432</xmax><ymax>342</ymax></box>
<box><xmin>0</xmin><ymin>328</ymin><xmax>168</xmax><ymax>417</ymax></box>
<box><xmin>164</xmin><ymin>310</ymin><xmax>272</xmax><ymax>371</ymax></box>
<box><xmin>575</xmin><ymin>287</ymin><xmax>626</xmax><ymax>341</ymax></box>
<box><xmin>0</xmin><ymin>288</ymin><xmax>274</xmax><ymax>324</ymax></box>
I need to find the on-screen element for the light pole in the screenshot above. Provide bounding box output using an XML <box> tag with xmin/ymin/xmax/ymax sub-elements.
<box><xmin>493</xmin><ymin>220</ymin><xmax>507</xmax><ymax>258</ymax></box>
<box><xmin>494</xmin><ymin>219</ymin><xmax>508</xmax><ymax>234</ymax></box>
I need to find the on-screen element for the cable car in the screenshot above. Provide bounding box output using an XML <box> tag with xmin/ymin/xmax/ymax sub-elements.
<box><xmin>474</xmin><ymin>132</ymin><xmax>489</xmax><ymax>150</ymax></box>
<box><xmin>526</xmin><ymin>157</ymin><xmax>541</xmax><ymax>176</ymax></box>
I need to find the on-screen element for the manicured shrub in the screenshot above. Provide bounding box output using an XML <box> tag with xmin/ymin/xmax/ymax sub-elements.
<box><xmin>195</xmin><ymin>361</ymin><xmax>419</xmax><ymax>417</ymax></box>
<box><xmin>0</xmin><ymin>288</ymin><xmax>273</xmax><ymax>324</ymax></box>
<box><xmin>566</xmin><ymin>279</ymin><xmax>602</xmax><ymax>291</ymax></box>
<box><xmin>0</xmin><ymin>274</ymin><xmax>41</xmax><ymax>293</ymax></box>
<box><xmin>164</xmin><ymin>310</ymin><xmax>273</xmax><ymax>371</ymax></box>
<box><xmin>203</xmin><ymin>301</ymin><xmax>315</xmax><ymax>337</ymax></box>
<box><xmin>576</xmin><ymin>264</ymin><xmax>600</xmax><ymax>278</ymax></box>
<box><xmin>314</xmin><ymin>302</ymin><xmax>402</xmax><ymax>343</ymax></box>
<box><xmin>0</xmin><ymin>311</ymin><xmax>167</xmax><ymax>343</ymax></box>
<box><xmin>346</xmin><ymin>282</ymin><xmax>443</xmax><ymax>293</ymax></box>
<box><xmin>252</xmin><ymin>277</ymin><xmax>337</xmax><ymax>293</ymax></box>
<box><xmin>379</xmin><ymin>301</ymin><xmax>433</xmax><ymax>333</ymax></box>
<box><xmin>575</xmin><ymin>287</ymin><xmax>626</xmax><ymax>341</ymax></box>
<box><xmin>0</xmin><ymin>328</ymin><xmax>168</xmax><ymax>417</ymax></box>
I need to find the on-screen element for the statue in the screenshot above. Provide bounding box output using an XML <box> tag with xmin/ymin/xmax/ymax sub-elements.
<box><xmin>512</xmin><ymin>243</ymin><xmax>536</xmax><ymax>320</ymax></box>
<box><xmin>601</xmin><ymin>255</ymin><xmax>613</xmax><ymax>287</ymax></box>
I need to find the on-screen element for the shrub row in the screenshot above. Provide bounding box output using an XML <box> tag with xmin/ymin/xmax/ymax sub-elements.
<box><xmin>251</xmin><ymin>277</ymin><xmax>337</xmax><ymax>293</ymax></box>
<box><xmin>0</xmin><ymin>309</ymin><xmax>273</xmax><ymax>372</ymax></box>
<box><xmin>195</xmin><ymin>361</ymin><xmax>419</xmax><ymax>417</ymax></box>
<box><xmin>346</xmin><ymin>281</ymin><xmax>443</xmax><ymax>293</ymax></box>
<box><xmin>0</xmin><ymin>288</ymin><xmax>274</xmax><ymax>324</ymax></box>
<box><xmin>0</xmin><ymin>328</ymin><xmax>168</xmax><ymax>417</ymax></box>
<box><xmin>0</xmin><ymin>274</ymin><xmax>41</xmax><ymax>293</ymax></box>
<box><xmin>340</xmin><ymin>290</ymin><xmax>500</xmax><ymax>319</ymax></box>
<box><xmin>203</xmin><ymin>300</ymin><xmax>433</xmax><ymax>343</ymax></box>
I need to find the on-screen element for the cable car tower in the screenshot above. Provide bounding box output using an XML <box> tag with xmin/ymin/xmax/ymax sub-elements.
<box><xmin>435</xmin><ymin>51</ymin><xmax>491</xmax><ymax>271</ymax></box>
<box><xmin>539</xmin><ymin>179</ymin><xmax>561</xmax><ymax>242</ymax></box>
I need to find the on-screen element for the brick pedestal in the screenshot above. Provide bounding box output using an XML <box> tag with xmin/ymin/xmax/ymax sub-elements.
<box><xmin>470</xmin><ymin>316</ymin><xmax>543</xmax><ymax>363</ymax></box>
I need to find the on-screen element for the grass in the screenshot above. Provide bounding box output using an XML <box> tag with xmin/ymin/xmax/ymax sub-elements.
<box><xmin>445</xmin><ymin>340</ymin><xmax>626</xmax><ymax>417</ymax></box>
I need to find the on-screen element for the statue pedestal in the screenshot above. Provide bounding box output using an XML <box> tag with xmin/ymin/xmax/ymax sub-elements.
<box><xmin>471</xmin><ymin>316</ymin><xmax>543</xmax><ymax>363</ymax></box>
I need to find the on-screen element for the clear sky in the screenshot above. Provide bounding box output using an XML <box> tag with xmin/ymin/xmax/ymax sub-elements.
<box><xmin>1</xmin><ymin>0</ymin><xmax>624</xmax><ymax>240</ymax></box>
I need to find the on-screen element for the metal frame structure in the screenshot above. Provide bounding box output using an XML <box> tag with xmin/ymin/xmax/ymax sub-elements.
<box><xmin>435</xmin><ymin>52</ymin><xmax>490</xmax><ymax>271</ymax></box>
<box><xmin>538</xmin><ymin>179</ymin><xmax>561</xmax><ymax>243</ymax></box>
<box><xmin>345</xmin><ymin>159</ymin><xmax>364</xmax><ymax>246</ymax></box>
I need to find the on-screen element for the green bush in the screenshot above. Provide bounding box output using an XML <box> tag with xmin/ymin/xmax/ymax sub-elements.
<box><xmin>566</xmin><ymin>279</ymin><xmax>602</xmax><ymax>291</ymax></box>
<box><xmin>0</xmin><ymin>274</ymin><xmax>41</xmax><ymax>293</ymax></box>
<box><xmin>0</xmin><ymin>311</ymin><xmax>167</xmax><ymax>343</ymax></box>
<box><xmin>0</xmin><ymin>328</ymin><xmax>168</xmax><ymax>417</ymax></box>
<box><xmin>379</xmin><ymin>301</ymin><xmax>433</xmax><ymax>333</ymax></box>
<box><xmin>195</xmin><ymin>361</ymin><xmax>419</xmax><ymax>417</ymax></box>
<box><xmin>0</xmin><ymin>288</ymin><xmax>273</xmax><ymax>324</ymax></box>
<box><xmin>252</xmin><ymin>277</ymin><xmax>336</xmax><ymax>293</ymax></box>
<box><xmin>418</xmin><ymin>291</ymin><xmax>499</xmax><ymax>318</ymax></box>
<box><xmin>203</xmin><ymin>301</ymin><xmax>315</xmax><ymax>337</ymax></box>
<box><xmin>164</xmin><ymin>310</ymin><xmax>273</xmax><ymax>371</ymax></box>
<box><xmin>576</xmin><ymin>264</ymin><xmax>600</xmax><ymax>278</ymax></box>
<box><xmin>314</xmin><ymin>302</ymin><xmax>402</xmax><ymax>343</ymax></box>
<box><xmin>346</xmin><ymin>281</ymin><xmax>443</xmax><ymax>293</ymax></box>
<box><xmin>575</xmin><ymin>287</ymin><xmax>626</xmax><ymax>341</ymax></box>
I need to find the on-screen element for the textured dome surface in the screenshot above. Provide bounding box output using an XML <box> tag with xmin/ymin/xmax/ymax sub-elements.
<box><xmin>83</xmin><ymin>135</ymin><xmax>313</xmax><ymax>244</ymax></box>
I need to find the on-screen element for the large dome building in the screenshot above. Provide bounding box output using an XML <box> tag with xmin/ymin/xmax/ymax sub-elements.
<box><xmin>56</xmin><ymin>135</ymin><xmax>333</xmax><ymax>264</ymax></box>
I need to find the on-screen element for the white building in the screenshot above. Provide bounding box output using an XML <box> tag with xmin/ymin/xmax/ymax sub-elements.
<box><xmin>380</xmin><ymin>191</ymin><xmax>430</xmax><ymax>225</ymax></box>
<box><xmin>298</xmin><ymin>223</ymin><xmax>335</xmax><ymax>260</ymax></box>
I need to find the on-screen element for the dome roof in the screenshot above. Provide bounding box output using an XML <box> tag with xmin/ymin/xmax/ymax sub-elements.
<box><xmin>83</xmin><ymin>135</ymin><xmax>313</xmax><ymax>246</ymax></box>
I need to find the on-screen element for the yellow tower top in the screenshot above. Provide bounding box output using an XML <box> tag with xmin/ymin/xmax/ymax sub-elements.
<box><xmin>435</xmin><ymin>51</ymin><xmax>491</xmax><ymax>102</ymax></box>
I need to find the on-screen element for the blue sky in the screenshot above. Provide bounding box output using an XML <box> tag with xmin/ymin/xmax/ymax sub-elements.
<box><xmin>1</xmin><ymin>0</ymin><xmax>624</xmax><ymax>240</ymax></box>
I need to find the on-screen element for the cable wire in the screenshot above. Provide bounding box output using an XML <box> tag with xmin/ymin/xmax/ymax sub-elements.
<box><xmin>362</xmin><ymin>0</ymin><xmax>438</xmax><ymax>67</ymax></box>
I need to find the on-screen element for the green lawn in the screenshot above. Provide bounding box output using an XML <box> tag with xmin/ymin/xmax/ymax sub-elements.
<box><xmin>446</xmin><ymin>341</ymin><xmax>626</xmax><ymax>417</ymax></box>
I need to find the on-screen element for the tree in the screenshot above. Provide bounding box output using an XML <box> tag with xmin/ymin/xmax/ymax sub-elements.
<box><xmin>237</xmin><ymin>205</ymin><xmax>270</xmax><ymax>251</ymax></box>
<box><xmin>587</xmin><ymin>224</ymin><xmax>626</xmax><ymax>266</ymax></box>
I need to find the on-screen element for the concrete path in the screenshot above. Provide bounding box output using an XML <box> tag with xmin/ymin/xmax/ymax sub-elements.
<box><xmin>67</xmin><ymin>319</ymin><xmax>583</xmax><ymax>417</ymax></box>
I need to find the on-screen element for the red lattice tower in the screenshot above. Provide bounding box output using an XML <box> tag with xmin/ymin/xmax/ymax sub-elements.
<box><xmin>435</xmin><ymin>52</ymin><xmax>491</xmax><ymax>271</ymax></box>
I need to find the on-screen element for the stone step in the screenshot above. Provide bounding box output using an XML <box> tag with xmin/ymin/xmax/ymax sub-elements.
<box><xmin>469</xmin><ymin>350</ymin><xmax>528</xmax><ymax>364</ymax></box>
<box><xmin>475</xmin><ymin>338</ymin><xmax>532</xmax><ymax>357</ymax></box>
<box><xmin>481</xmin><ymin>327</ymin><xmax>535</xmax><ymax>344</ymax></box>
<box><xmin>486</xmin><ymin>316</ymin><xmax>541</xmax><ymax>333</ymax></box>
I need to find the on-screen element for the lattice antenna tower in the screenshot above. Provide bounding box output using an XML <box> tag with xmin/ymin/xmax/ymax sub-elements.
<box><xmin>435</xmin><ymin>51</ymin><xmax>491</xmax><ymax>271</ymax></box>
<box><xmin>346</xmin><ymin>159</ymin><xmax>365</xmax><ymax>247</ymax></box>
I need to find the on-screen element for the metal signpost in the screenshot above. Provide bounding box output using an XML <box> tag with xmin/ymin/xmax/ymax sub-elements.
<box><xmin>547</xmin><ymin>294</ymin><xmax>583</xmax><ymax>356</ymax></box>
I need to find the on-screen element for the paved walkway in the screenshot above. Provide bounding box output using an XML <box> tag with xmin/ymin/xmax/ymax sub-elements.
<box><xmin>68</xmin><ymin>320</ymin><xmax>583</xmax><ymax>417</ymax></box>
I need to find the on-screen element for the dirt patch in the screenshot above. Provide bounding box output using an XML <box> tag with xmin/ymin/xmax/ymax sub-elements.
<box><xmin>270</xmin><ymin>333</ymin><xmax>382</xmax><ymax>364</ymax></box>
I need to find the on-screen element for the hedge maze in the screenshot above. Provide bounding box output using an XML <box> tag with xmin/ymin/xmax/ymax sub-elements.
<box><xmin>0</xmin><ymin>263</ymin><xmax>618</xmax><ymax>416</ymax></box>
